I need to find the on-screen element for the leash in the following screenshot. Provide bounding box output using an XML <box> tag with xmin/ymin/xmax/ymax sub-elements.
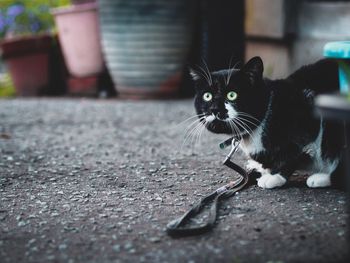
<box><xmin>166</xmin><ymin>137</ymin><xmax>251</xmax><ymax>237</ymax></box>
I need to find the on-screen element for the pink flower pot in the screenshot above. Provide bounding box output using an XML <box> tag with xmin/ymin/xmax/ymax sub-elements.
<box><xmin>67</xmin><ymin>75</ymin><xmax>98</xmax><ymax>96</ymax></box>
<box><xmin>52</xmin><ymin>3</ymin><xmax>103</xmax><ymax>78</ymax></box>
<box><xmin>0</xmin><ymin>34</ymin><xmax>52</xmax><ymax>96</ymax></box>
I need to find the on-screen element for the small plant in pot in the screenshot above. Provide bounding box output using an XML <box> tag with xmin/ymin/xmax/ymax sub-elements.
<box><xmin>0</xmin><ymin>0</ymin><xmax>69</xmax><ymax>96</ymax></box>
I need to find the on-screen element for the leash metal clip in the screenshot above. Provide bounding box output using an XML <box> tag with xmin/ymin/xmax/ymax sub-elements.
<box><xmin>220</xmin><ymin>137</ymin><xmax>240</xmax><ymax>164</ymax></box>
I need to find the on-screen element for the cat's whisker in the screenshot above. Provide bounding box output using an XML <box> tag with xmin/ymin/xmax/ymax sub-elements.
<box><xmin>225</xmin><ymin>119</ymin><xmax>236</xmax><ymax>138</ymax></box>
<box><xmin>233</xmin><ymin>118</ymin><xmax>255</xmax><ymax>142</ymax></box>
<box><xmin>193</xmin><ymin>65</ymin><xmax>211</xmax><ymax>86</ymax></box>
<box><xmin>226</xmin><ymin>119</ymin><xmax>236</xmax><ymax>137</ymax></box>
<box><xmin>237</xmin><ymin>116</ymin><xmax>260</xmax><ymax>127</ymax></box>
<box><xmin>234</xmin><ymin>117</ymin><xmax>255</xmax><ymax>135</ymax></box>
<box><xmin>236</xmin><ymin>111</ymin><xmax>258</xmax><ymax>118</ymax></box>
<box><xmin>181</xmin><ymin>113</ymin><xmax>204</xmax><ymax>123</ymax></box>
<box><xmin>226</xmin><ymin>61</ymin><xmax>235</xmax><ymax>86</ymax></box>
<box><xmin>182</xmin><ymin>119</ymin><xmax>206</xmax><ymax>151</ymax></box>
<box><xmin>225</xmin><ymin>57</ymin><xmax>234</xmax><ymax>86</ymax></box>
<box><xmin>228</xmin><ymin>121</ymin><xmax>237</xmax><ymax>139</ymax></box>
<box><xmin>234</xmin><ymin>117</ymin><xmax>261</xmax><ymax>150</ymax></box>
<box><xmin>235</xmin><ymin>117</ymin><xmax>260</xmax><ymax>140</ymax></box>
<box><xmin>237</xmin><ymin>112</ymin><xmax>261</xmax><ymax>123</ymax></box>
<box><xmin>232</xmin><ymin>121</ymin><xmax>243</xmax><ymax>141</ymax></box>
<box><xmin>183</xmin><ymin>117</ymin><xmax>205</xmax><ymax>135</ymax></box>
<box><xmin>236</xmin><ymin>113</ymin><xmax>260</xmax><ymax>123</ymax></box>
<box><xmin>184</xmin><ymin>120</ymin><xmax>204</xmax><ymax>143</ymax></box>
<box><xmin>236</xmin><ymin>116</ymin><xmax>260</xmax><ymax>131</ymax></box>
<box><xmin>189</xmin><ymin>120</ymin><xmax>204</xmax><ymax>149</ymax></box>
<box><xmin>182</xmin><ymin>118</ymin><xmax>202</xmax><ymax>146</ymax></box>
<box><xmin>194</xmin><ymin>121</ymin><xmax>206</xmax><ymax>148</ymax></box>
<box><xmin>234</xmin><ymin>125</ymin><xmax>252</xmax><ymax>143</ymax></box>
<box><xmin>232</xmin><ymin>61</ymin><xmax>242</xmax><ymax>70</ymax></box>
<box><xmin>226</xmin><ymin>61</ymin><xmax>241</xmax><ymax>86</ymax></box>
<box><xmin>233</xmin><ymin>117</ymin><xmax>253</xmax><ymax>136</ymax></box>
<box><xmin>236</xmin><ymin>116</ymin><xmax>259</xmax><ymax>129</ymax></box>
<box><xmin>201</xmin><ymin>59</ymin><xmax>213</xmax><ymax>86</ymax></box>
<box><xmin>196</xmin><ymin>64</ymin><xmax>212</xmax><ymax>86</ymax></box>
<box><xmin>190</xmin><ymin>119</ymin><xmax>209</xmax><ymax>151</ymax></box>
<box><xmin>176</xmin><ymin>114</ymin><xmax>205</xmax><ymax>128</ymax></box>
<box><xmin>181</xmin><ymin>125</ymin><xmax>200</xmax><ymax>153</ymax></box>
<box><xmin>194</xmin><ymin>120</ymin><xmax>205</xmax><ymax>146</ymax></box>
<box><xmin>228</xmin><ymin>119</ymin><xmax>242</xmax><ymax>140</ymax></box>
<box><xmin>197</xmin><ymin>121</ymin><xmax>208</xmax><ymax>145</ymax></box>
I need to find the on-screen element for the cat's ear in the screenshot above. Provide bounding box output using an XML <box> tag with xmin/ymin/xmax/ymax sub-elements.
<box><xmin>241</xmin><ymin>56</ymin><xmax>264</xmax><ymax>83</ymax></box>
<box><xmin>188</xmin><ymin>67</ymin><xmax>201</xmax><ymax>81</ymax></box>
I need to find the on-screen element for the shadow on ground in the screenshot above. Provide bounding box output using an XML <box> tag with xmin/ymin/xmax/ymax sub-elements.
<box><xmin>0</xmin><ymin>99</ymin><xmax>347</xmax><ymax>263</ymax></box>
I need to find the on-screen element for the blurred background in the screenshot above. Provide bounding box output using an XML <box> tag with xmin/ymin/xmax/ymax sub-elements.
<box><xmin>0</xmin><ymin>0</ymin><xmax>350</xmax><ymax>99</ymax></box>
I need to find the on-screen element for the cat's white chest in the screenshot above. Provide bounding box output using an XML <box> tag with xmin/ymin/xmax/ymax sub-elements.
<box><xmin>240</xmin><ymin>126</ymin><xmax>265</xmax><ymax>157</ymax></box>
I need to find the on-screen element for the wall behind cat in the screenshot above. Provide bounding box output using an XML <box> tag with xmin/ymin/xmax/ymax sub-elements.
<box><xmin>293</xmin><ymin>1</ymin><xmax>350</xmax><ymax>73</ymax></box>
<box><xmin>245</xmin><ymin>0</ymin><xmax>350</xmax><ymax>79</ymax></box>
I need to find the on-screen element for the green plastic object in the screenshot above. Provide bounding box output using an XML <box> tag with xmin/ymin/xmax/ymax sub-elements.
<box><xmin>323</xmin><ymin>41</ymin><xmax>350</xmax><ymax>96</ymax></box>
<box><xmin>324</xmin><ymin>41</ymin><xmax>350</xmax><ymax>59</ymax></box>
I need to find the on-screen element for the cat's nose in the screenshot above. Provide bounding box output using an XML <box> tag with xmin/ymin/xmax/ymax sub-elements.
<box><xmin>211</xmin><ymin>109</ymin><xmax>227</xmax><ymax>120</ymax></box>
<box><xmin>216</xmin><ymin>112</ymin><xmax>227</xmax><ymax>120</ymax></box>
<box><xmin>211</xmin><ymin>108</ymin><xmax>220</xmax><ymax>115</ymax></box>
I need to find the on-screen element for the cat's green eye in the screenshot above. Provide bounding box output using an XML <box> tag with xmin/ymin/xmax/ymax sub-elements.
<box><xmin>203</xmin><ymin>92</ymin><xmax>213</xmax><ymax>102</ymax></box>
<box><xmin>227</xmin><ymin>91</ymin><xmax>238</xmax><ymax>101</ymax></box>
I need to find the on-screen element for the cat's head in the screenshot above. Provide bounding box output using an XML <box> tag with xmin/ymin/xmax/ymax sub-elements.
<box><xmin>192</xmin><ymin>56</ymin><xmax>268</xmax><ymax>136</ymax></box>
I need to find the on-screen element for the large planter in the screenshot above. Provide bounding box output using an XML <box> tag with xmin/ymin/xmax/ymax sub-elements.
<box><xmin>52</xmin><ymin>3</ymin><xmax>104</xmax><ymax>78</ymax></box>
<box><xmin>98</xmin><ymin>0</ymin><xmax>195</xmax><ymax>98</ymax></box>
<box><xmin>0</xmin><ymin>34</ymin><xmax>52</xmax><ymax>96</ymax></box>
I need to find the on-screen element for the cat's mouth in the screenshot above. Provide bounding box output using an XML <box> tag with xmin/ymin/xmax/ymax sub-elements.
<box><xmin>215</xmin><ymin>115</ymin><xmax>227</xmax><ymax>121</ymax></box>
<box><xmin>204</xmin><ymin>114</ymin><xmax>228</xmax><ymax>122</ymax></box>
<box><xmin>203</xmin><ymin>114</ymin><xmax>248</xmax><ymax>136</ymax></box>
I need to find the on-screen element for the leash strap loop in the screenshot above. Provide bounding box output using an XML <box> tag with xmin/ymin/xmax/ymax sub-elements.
<box><xmin>166</xmin><ymin>138</ymin><xmax>251</xmax><ymax>237</ymax></box>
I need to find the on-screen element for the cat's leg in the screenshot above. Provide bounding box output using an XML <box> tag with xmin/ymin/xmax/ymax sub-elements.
<box><xmin>307</xmin><ymin>158</ymin><xmax>340</xmax><ymax>188</ymax></box>
<box><xmin>246</xmin><ymin>159</ymin><xmax>270</xmax><ymax>175</ymax></box>
<box><xmin>257</xmin><ymin>173</ymin><xmax>287</xmax><ymax>189</ymax></box>
<box><xmin>257</xmin><ymin>171</ymin><xmax>287</xmax><ymax>189</ymax></box>
<box><xmin>246</xmin><ymin>159</ymin><xmax>287</xmax><ymax>189</ymax></box>
<box><xmin>245</xmin><ymin>159</ymin><xmax>265</xmax><ymax>185</ymax></box>
<box><xmin>306</xmin><ymin>173</ymin><xmax>331</xmax><ymax>188</ymax></box>
<box><xmin>255</xmin><ymin>145</ymin><xmax>301</xmax><ymax>189</ymax></box>
<box><xmin>307</xmin><ymin>121</ymin><xmax>343</xmax><ymax>188</ymax></box>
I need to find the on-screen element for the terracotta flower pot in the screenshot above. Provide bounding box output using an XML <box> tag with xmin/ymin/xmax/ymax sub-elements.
<box><xmin>0</xmin><ymin>34</ymin><xmax>52</xmax><ymax>96</ymax></box>
<box><xmin>52</xmin><ymin>2</ymin><xmax>104</xmax><ymax>78</ymax></box>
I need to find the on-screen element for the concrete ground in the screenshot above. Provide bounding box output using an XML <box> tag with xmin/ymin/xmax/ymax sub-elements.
<box><xmin>0</xmin><ymin>98</ymin><xmax>348</xmax><ymax>263</ymax></box>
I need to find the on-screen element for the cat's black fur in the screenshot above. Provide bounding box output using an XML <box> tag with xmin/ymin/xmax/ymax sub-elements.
<box><xmin>192</xmin><ymin>57</ymin><xmax>344</xmax><ymax>188</ymax></box>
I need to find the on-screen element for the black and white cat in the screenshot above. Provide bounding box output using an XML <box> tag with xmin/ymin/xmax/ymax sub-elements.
<box><xmin>191</xmin><ymin>57</ymin><xmax>344</xmax><ymax>189</ymax></box>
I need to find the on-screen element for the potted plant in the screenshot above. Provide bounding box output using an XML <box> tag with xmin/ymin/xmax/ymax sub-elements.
<box><xmin>51</xmin><ymin>0</ymin><xmax>104</xmax><ymax>96</ymax></box>
<box><xmin>0</xmin><ymin>0</ymin><xmax>70</xmax><ymax>96</ymax></box>
<box><xmin>0</xmin><ymin>72</ymin><xmax>15</xmax><ymax>97</ymax></box>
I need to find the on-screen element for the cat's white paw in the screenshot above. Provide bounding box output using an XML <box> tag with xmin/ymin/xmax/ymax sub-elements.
<box><xmin>246</xmin><ymin>159</ymin><xmax>262</xmax><ymax>171</ymax></box>
<box><xmin>257</xmin><ymin>173</ymin><xmax>287</xmax><ymax>189</ymax></box>
<box><xmin>246</xmin><ymin>159</ymin><xmax>270</xmax><ymax>174</ymax></box>
<box><xmin>306</xmin><ymin>173</ymin><xmax>331</xmax><ymax>188</ymax></box>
